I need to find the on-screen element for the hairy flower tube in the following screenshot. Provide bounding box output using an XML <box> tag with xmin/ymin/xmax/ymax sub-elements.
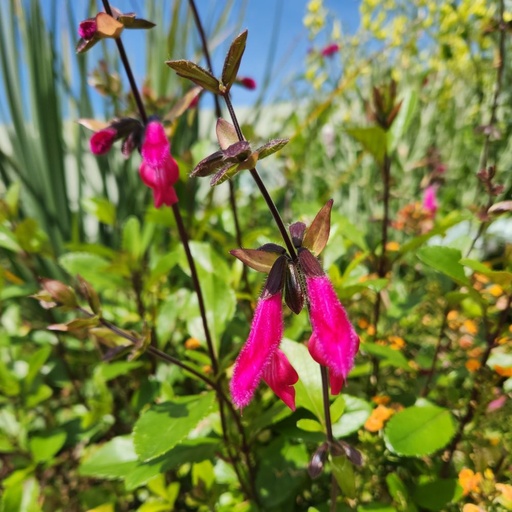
<box><xmin>139</xmin><ymin>121</ymin><xmax>180</xmax><ymax>208</ymax></box>
<box><xmin>230</xmin><ymin>200</ymin><xmax>359</xmax><ymax>410</ymax></box>
<box><xmin>230</xmin><ymin>288</ymin><xmax>298</xmax><ymax>410</ymax></box>
<box><xmin>90</xmin><ymin>127</ymin><xmax>117</xmax><ymax>155</ymax></box>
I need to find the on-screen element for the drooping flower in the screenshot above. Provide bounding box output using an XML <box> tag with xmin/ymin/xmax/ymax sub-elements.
<box><xmin>236</xmin><ymin>76</ymin><xmax>257</xmax><ymax>90</ymax></box>
<box><xmin>230</xmin><ymin>200</ymin><xmax>359</xmax><ymax>410</ymax></box>
<box><xmin>320</xmin><ymin>43</ymin><xmax>340</xmax><ymax>57</ymax></box>
<box><xmin>90</xmin><ymin>127</ymin><xmax>117</xmax><ymax>155</ymax></box>
<box><xmin>229</xmin><ymin>273</ymin><xmax>298</xmax><ymax>410</ymax></box>
<box><xmin>139</xmin><ymin>121</ymin><xmax>180</xmax><ymax>208</ymax></box>
<box><xmin>78</xmin><ymin>19</ymin><xmax>98</xmax><ymax>40</ymax></box>
<box><xmin>422</xmin><ymin>184</ymin><xmax>438</xmax><ymax>215</ymax></box>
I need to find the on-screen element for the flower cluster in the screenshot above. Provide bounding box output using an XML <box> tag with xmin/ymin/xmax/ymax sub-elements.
<box><xmin>85</xmin><ymin>118</ymin><xmax>179</xmax><ymax>208</ymax></box>
<box><xmin>230</xmin><ymin>200</ymin><xmax>359</xmax><ymax>410</ymax></box>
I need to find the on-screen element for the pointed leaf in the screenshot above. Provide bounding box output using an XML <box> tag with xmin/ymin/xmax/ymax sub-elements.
<box><xmin>216</xmin><ymin>118</ymin><xmax>239</xmax><ymax>150</ymax></box>
<box><xmin>191</xmin><ymin>150</ymin><xmax>226</xmax><ymax>178</ymax></box>
<box><xmin>331</xmin><ymin>456</ymin><xmax>356</xmax><ymax>498</ymax></box>
<box><xmin>164</xmin><ymin>87</ymin><xmax>202</xmax><ymax>123</ymax></box>
<box><xmin>223</xmin><ymin>140</ymin><xmax>251</xmax><ymax>160</ymax></box>
<box><xmin>303</xmin><ymin>199</ymin><xmax>333</xmax><ymax>256</ymax></box>
<box><xmin>210</xmin><ymin>162</ymin><xmax>240</xmax><ymax>186</ymax></box>
<box><xmin>95</xmin><ymin>12</ymin><xmax>124</xmax><ymax>38</ymax></box>
<box><xmin>488</xmin><ymin>200</ymin><xmax>512</xmax><ymax>215</ymax></box>
<box><xmin>134</xmin><ymin>393</ymin><xmax>216</xmax><ymax>462</ymax></box>
<box><xmin>166</xmin><ymin>60</ymin><xmax>220</xmax><ymax>94</ymax></box>
<box><xmin>230</xmin><ymin>248</ymin><xmax>280</xmax><ymax>273</ymax></box>
<box><xmin>117</xmin><ymin>14</ymin><xmax>156</xmax><ymax>29</ymax></box>
<box><xmin>289</xmin><ymin>222</ymin><xmax>306</xmax><ymax>247</ymax></box>
<box><xmin>417</xmin><ymin>246</ymin><xmax>469</xmax><ymax>286</ymax></box>
<box><xmin>221</xmin><ymin>30</ymin><xmax>248</xmax><ymax>91</ymax></box>
<box><xmin>255</xmin><ymin>138</ymin><xmax>289</xmax><ymax>159</ymax></box>
<box><xmin>346</xmin><ymin>126</ymin><xmax>387</xmax><ymax>165</ymax></box>
<box><xmin>77</xmin><ymin>118</ymin><xmax>110</xmax><ymax>132</ymax></box>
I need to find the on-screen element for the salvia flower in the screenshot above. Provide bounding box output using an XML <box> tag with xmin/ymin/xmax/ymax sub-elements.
<box><xmin>236</xmin><ymin>76</ymin><xmax>257</xmax><ymax>90</ymax></box>
<box><xmin>422</xmin><ymin>184</ymin><xmax>438</xmax><ymax>216</ymax></box>
<box><xmin>230</xmin><ymin>200</ymin><xmax>359</xmax><ymax>409</ymax></box>
<box><xmin>139</xmin><ymin>121</ymin><xmax>179</xmax><ymax>208</ymax></box>
<box><xmin>78</xmin><ymin>19</ymin><xmax>98</xmax><ymax>40</ymax></box>
<box><xmin>320</xmin><ymin>43</ymin><xmax>340</xmax><ymax>57</ymax></box>
<box><xmin>90</xmin><ymin>127</ymin><xmax>117</xmax><ymax>155</ymax></box>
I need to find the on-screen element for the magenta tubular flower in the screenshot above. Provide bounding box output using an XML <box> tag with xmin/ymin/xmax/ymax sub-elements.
<box><xmin>422</xmin><ymin>184</ymin><xmax>438</xmax><ymax>215</ymax></box>
<box><xmin>306</xmin><ymin>275</ymin><xmax>359</xmax><ymax>394</ymax></box>
<box><xmin>230</xmin><ymin>292</ymin><xmax>296</xmax><ymax>409</ymax></box>
<box><xmin>78</xmin><ymin>19</ymin><xmax>97</xmax><ymax>40</ymax></box>
<box><xmin>90</xmin><ymin>127</ymin><xmax>117</xmax><ymax>155</ymax></box>
<box><xmin>321</xmin><ymin>43</ymin><xmax>340</xmax><ymax>57</ymax></box>
<box><xmin>262</xmin><ymin>349</ymin><xmax>299</xmax><ymax>410</ymax></box>
<box><xmin>237</xmin><ymin>76</ymin><xmax>257</xmax><ymax>90</ymax></box>
<box><xmin>139</xmin><ymin>121</ymin><xmax>179</xmax><ymax>208</ymax></box>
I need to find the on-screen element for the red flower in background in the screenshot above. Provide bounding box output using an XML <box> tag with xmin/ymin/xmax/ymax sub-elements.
<box><xmin>139</xmin><ymin>121</ymin><xmax>180</xmax><ymax>208</ymax></box>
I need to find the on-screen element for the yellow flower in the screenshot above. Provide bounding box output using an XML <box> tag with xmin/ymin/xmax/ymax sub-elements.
<box><xmin>487</xmin><ymin>284</ymin><xmax>504</xmax><ymax>297</ymax></box>
<box><xmin>459</xmin><ymin>468</ymin><xmax>483</xmax><ymax>495</ymax></box>
<box><xmin>463</xmin><ymin>319</ymin><xmax>478</xmax><ymax>335</ymax></box>
<box><xmin>493</xmin><ymin>365</ymin><xmax>512</xmax><ymax>377</ymax></box>
<box><xmin>386</xmin><ymin>241</ymin><xmax>400</xmax><ymax>251</ymax></box>
<box><xmin>185</xmin><ymin>337</ymin><xmax>201</xmax><ymax>350</ymax></box>
<box><xmin>496</xmin><ymin>483</ymin><xmax>512</xmax><ymax>503</ymax></box>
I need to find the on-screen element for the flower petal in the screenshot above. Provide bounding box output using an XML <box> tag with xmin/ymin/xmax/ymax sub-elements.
<box><xmin>90</xmin><ymin>128</ymin><xmax>117</xmax><ymax>155</ymax></box>
<box><xmin>141</xmin><ymin>121</ymin><xmax>171</xmax><ymax>168</ymax></box>
<box><xmin>307</xmin><ymin>276</ymin><xmax>359</xmax><ymax>385</ymax></box>
<box><xmin>262</xmin><ymin>349</ymin><xmax>299</xmax><ymax>410</ymax></box>
<box><xmin>230</xmin><ymin>293</ymin><xmax>283</xmax><ymax>409</ymax></box>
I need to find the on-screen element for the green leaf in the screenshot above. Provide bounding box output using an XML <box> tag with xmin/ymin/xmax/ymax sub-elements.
<box><xmin>412</xmin><ymin>479</ymin><xmax>462</xmax><ymax>511</ymax></box>
<box><xmin>417</xmin><ymin>246</ymin><xmax>469</xmax><ymax>286</ymax></box>
<box><xmin>386</xmin><ymin>473</ymin><xmax>416</xmax><ymax>511</ymax></box>
<box><xmin>0</xmin><ymin>226</ymin><xmax>22</xmax><ymax>252</ymax></box>
<box><xmin>94</xmin><ymin>361</ymin><xmax>143</xmax><ymax>382</ymax></box>
<box><xmin>384</xmin><ymin>404</ymin><xmax>456</xmax><ymax>457</ymax></box>
<box><xmin>124</xmin><ymin>439</ymin><xmax>218</xmax><ymax>490</ymax></box>
<box><xmin>122</xmin><ymin>216</ymin><xmax>142</xmax><ymax>261</ymax></box>
<box><xmin>1</xmin><ymin>477</ymin><xmax>41</xmax><ymax>512</ymax></box>
<box><xmin>460</xmin><ymin>258</ymin><xmax>512</xmax><ymax>286</ymax></box>
<box><xmin>79</xmin><ymin>436</ymin><xmax>138</xmax><ymax>479</ymax></box>
<box><xmin>29</xmin><ymin>430</ymin><xmax>67</xmax><ymax>464</ymax></box>
<box><xmin>332</xmin><ymin>395</ymin><xmax>372</xmax><ymax>438</ymax></box>
<box><xmin>59</xmin><ymin>252</ymin><xmax>120</xmax><ymax>290</ymax></box>
<box><xmin>165</xmin><ymin>60</ymin><xmax>220</xmax><ymax>94</ymax></box>
<box><xmin>281</xmin><ymin>339</ymin><xmax>323</xmax><ymax>420</ymax></box>
<box><xmin>221</xmin><ymin>30</ymin><xmax>248</xmax><ymax>90</ymax></box>
<box><xmin>346</xmin><ymin>126</ymin><xmax>387</xmax><ymax>165</ymax></box>
<box><xmin>133</xmin><ymin>393</ymin><xmax>216</xmax><ymax>462</ymax></box>
<box><xmin>360</xmin><ymin>342</ymin><xmax>411</xmax><ymax>370</ymax></box>
<box><xmin>296</xmin><ymin>418</ymin><xmax>324</xmax><ymax>433</ymax></box>
<box><xmin>81</xmin><ymin>197</ymin><xmax>116</xmax><ymax>226</ymax></box>
<box><xmin>256</xmin><ymin>138</ymin><xmax>289</xmax><ymax>160</ymax></box>
<box><xmin>331</xmin><ymin>456</ymin><xmax>356</xmax><ymax>498</ymax></box>
<box><xmin>388</xmin><ymin>88</ymin><xmax>418</xmax><ymax>152</ymax></box>
<box><xmin>24</xmin><ymin>346</ymin><xmax>52</xmax><ymax>389</ymax></box>
<box><xmin>303</xmin><ymin>199</ymin><xmax>333</xmax><ymax>257</ymax></box>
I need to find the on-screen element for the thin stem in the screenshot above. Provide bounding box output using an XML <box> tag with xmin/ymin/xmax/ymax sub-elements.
<box><xmin>172</xmin><ymin>203</ymin><xmax>218</xmax><ymax>372</ymax></box>
<box><xmin>187</xmin><ymin>0</ymin><xmax>251</xmax><ymax>292</ymax></box>
<box><xmin>321</xmin><ymin>366</ymin><xmax>334</xmax><ymax>445</ymax></box>
<box><xmin>223</xmin><ymin>94</ymin><xmax>297</xmax><ymax>260</ymax></box>
<box><xmin>440</xmin><ymin>294</ymin><xmax>511</xmax><ymax>476</ymax></box>
<box><xmin>101</xmin><ymin>0</ymin><xmax>148</xmax><ymax>123</ymax></box>
<box><xmin>370</xmin><ymin>153</ymin><xmax>392</xmax><ymax>393</ymax></box>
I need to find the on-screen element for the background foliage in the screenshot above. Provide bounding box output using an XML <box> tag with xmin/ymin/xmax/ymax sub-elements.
<box><xmin>0</xmin><ymin>0</ymin><xmax>511</xmax><ymax>511</ymax></box>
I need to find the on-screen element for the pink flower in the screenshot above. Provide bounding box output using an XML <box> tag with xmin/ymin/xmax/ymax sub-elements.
<box><xmin>78</xmin><ymin>19</ymin><xmax>97</xmax><ymax>40</ymax></box>
<box><xmin>423</xmin><ymin>184</ymin><xmax>438</xmax><ymax>215</ymax></box>
<box><xmin>230</xmin><ymin>292</ymin><xmax>298</xmax><ymax>410</ymax></box>
<box><xmin>306</xmin><ymin>275</ymin><xmax>359</xmax><ymax>394</ymax></box>
<box><xmin>90</xmin><ymin>127</ymin><xmax>117</xmax><ymax>155</ymax></box>
<box><xmin>139</xmin><ymin>121</ymin><xmax>180</xmax><ymax>208</ymax></box>
<box><xmin>237</xmin><ymin>76</ymin><xmax>257</xmax><ymax>90</ymax></box>
<box><xmin>321</xmin><ymin>43</ymin><xmax>340</xmax><ymax>57</ymax></box>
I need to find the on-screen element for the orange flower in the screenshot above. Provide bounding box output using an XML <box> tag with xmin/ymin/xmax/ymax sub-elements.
<box><xmin>462</xmin><ymin>504</ymin><xmax>485</xmax><ymax>512</ymax></box>
<box><xmin>358</xmin><ymin>318</ymin><xmax>369</xmax><ymax>329</ymax></box>
<box><xmin>364</xmin><ymin>405</ymin><xmax>395</xmax><ymax>432</ymax></box>
<box><xmin>386</xmin><ymin>241</ymin><xmax>400</xmax><ymax>251</ymax></box>
<box><xmin>493</xmin><ymin>365</ymin><xmax>512</xmax><ymax>377</ymax></box>
<box><xmin>388</xmin><ymin>335</ymin><xmax>405</xmax><ymax>350</ymax></box>
<box><xmin>185</xmin><ymin>337</ymin><xmax>201</xmax><ymax>350</ymax></box>
<box><xmin>496</xmin><ymin>483</ymin><xmax>512</xmax><ymax>503</ymax></box>
<box><xmin>463</xmin><ymin>319</ymin><xmax>478</xmax><ymax>335</ymax></box>
<box><xmin>372</xmin><ymin>395</ymin><xmax>391</xmax><ymax>405</ymax></box>
<box><xmin>459</xmin><ymin>468</ymin><xmax>482</xmax><ymax>495</ymax></box>
<box><xmin>466</xmin><ymin>359</ymin><xmax>481</xmax><ymax>372</ymax></box>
